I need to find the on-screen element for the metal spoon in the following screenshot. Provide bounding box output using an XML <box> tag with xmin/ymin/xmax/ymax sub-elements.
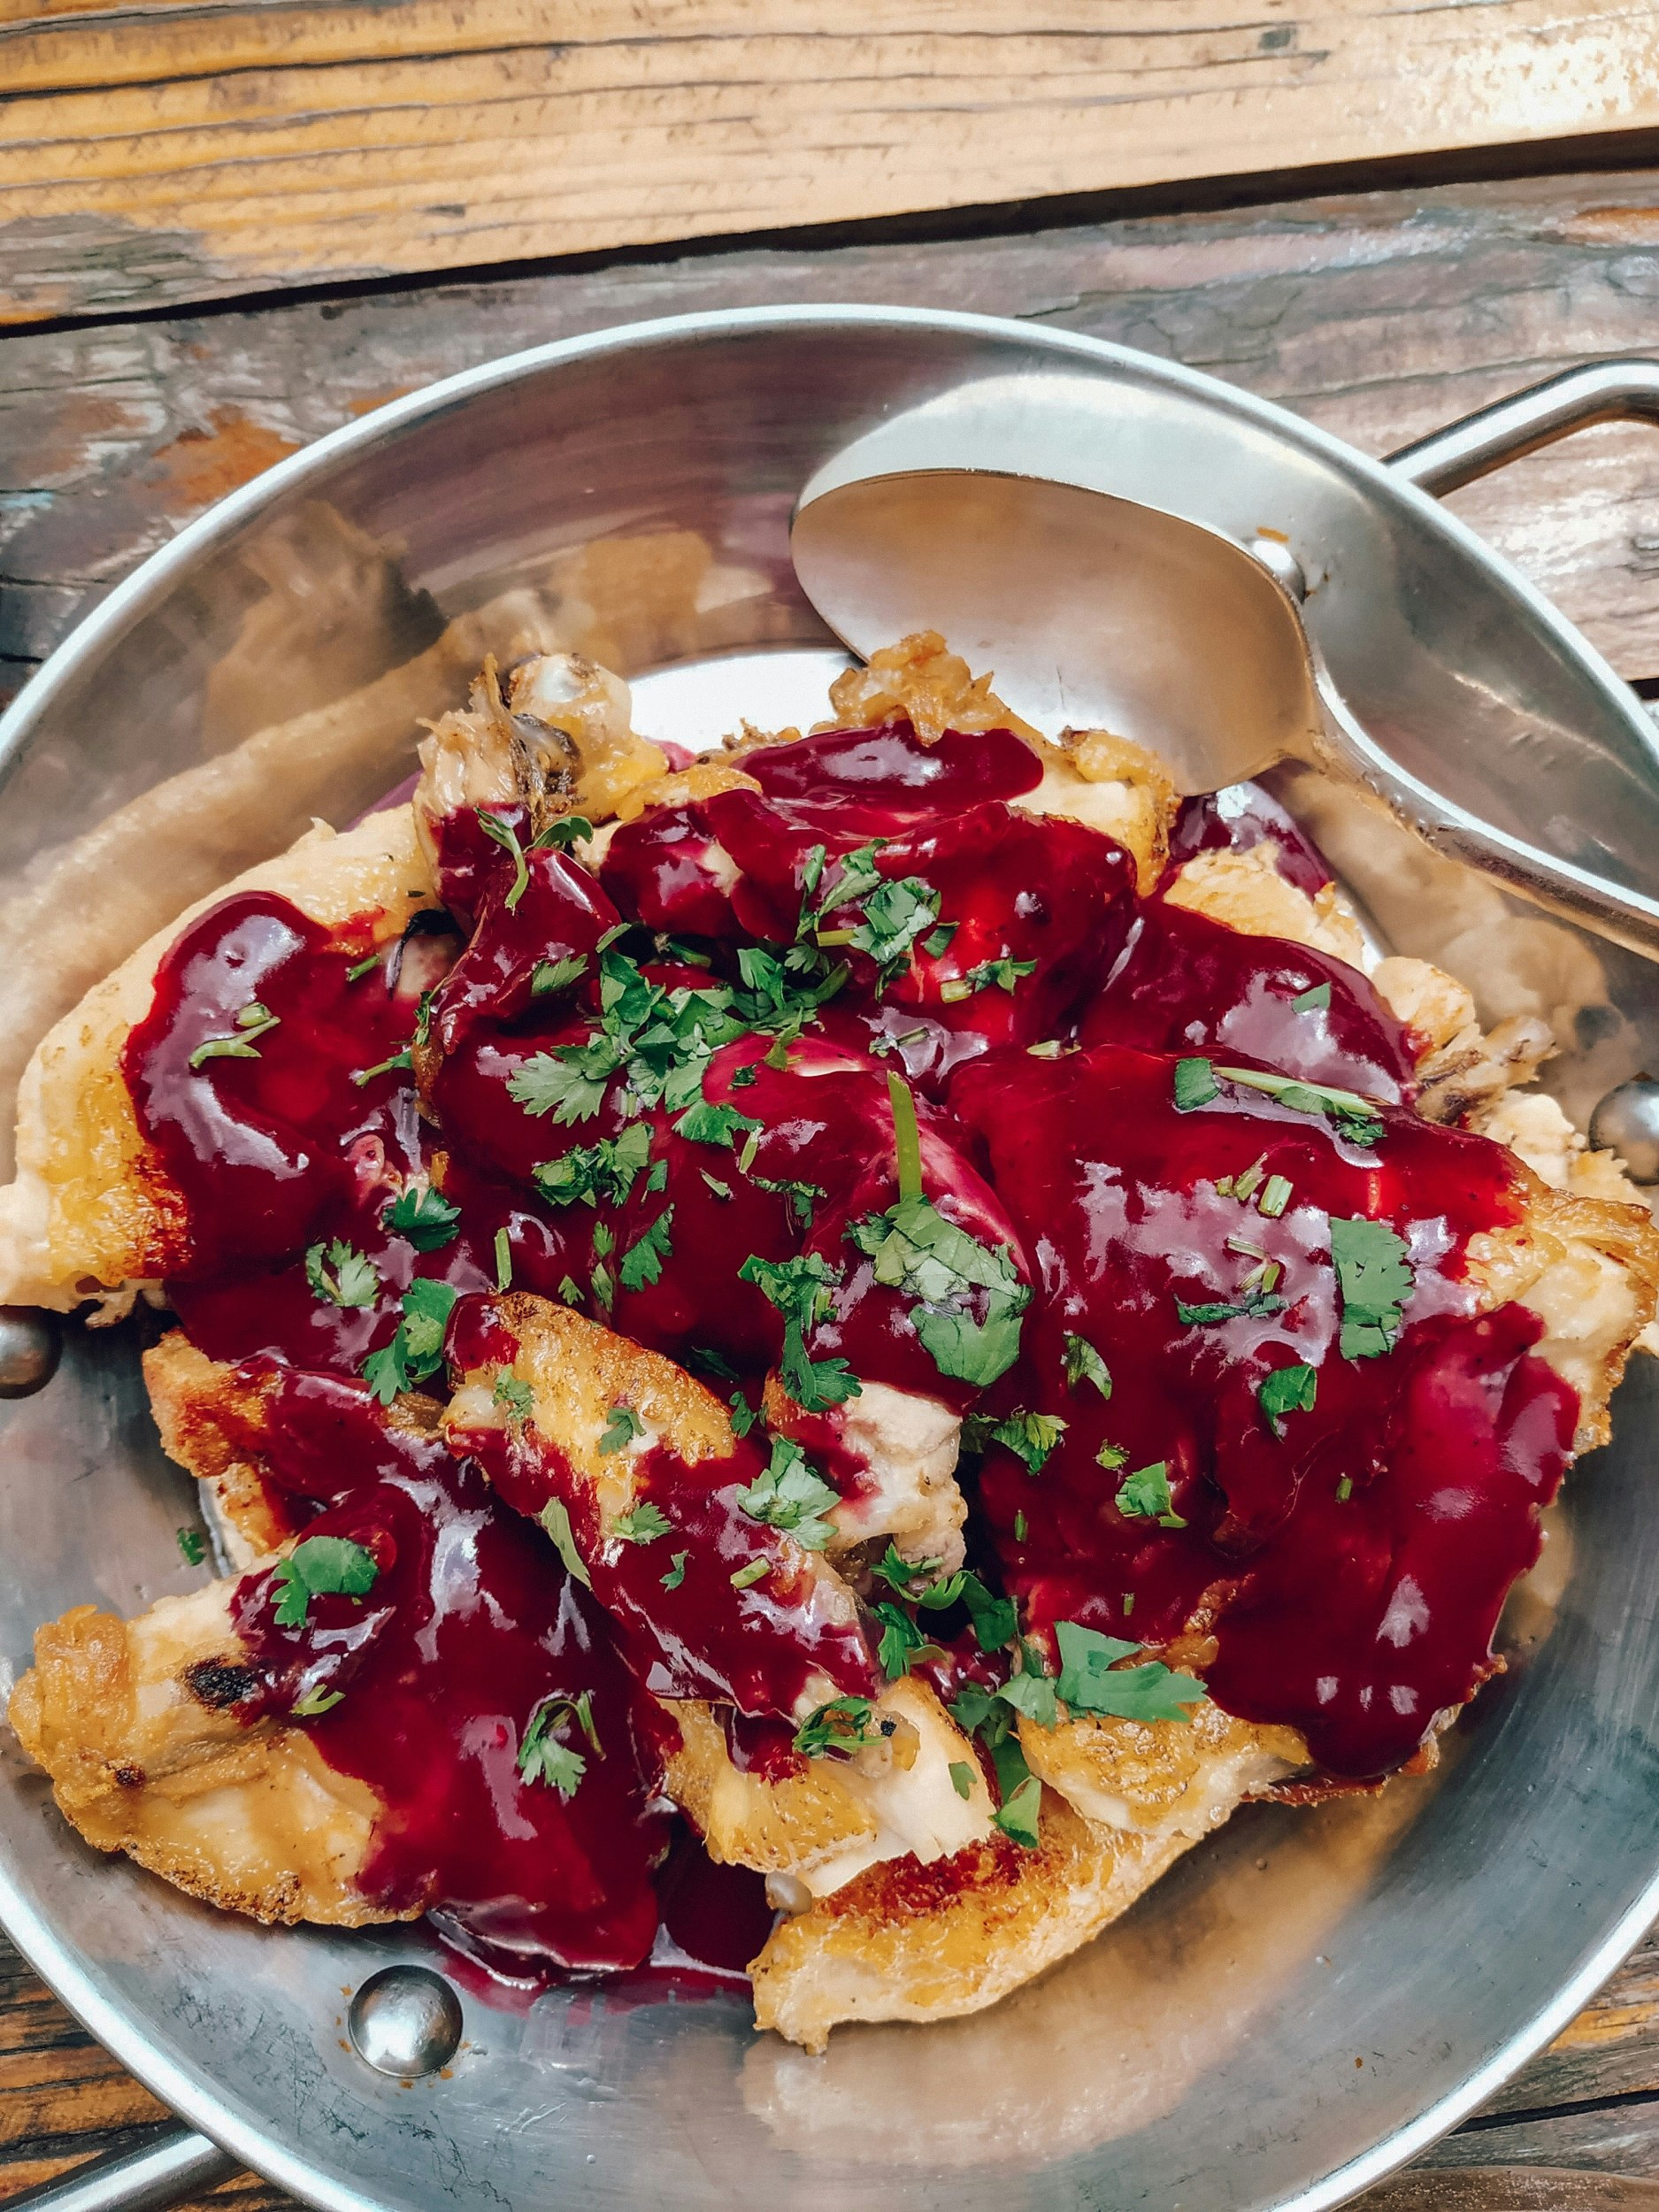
<box><xmin>790</xmin><ymin>469</ymin><xmax>1659</xmax><ymax>962</ymax></box>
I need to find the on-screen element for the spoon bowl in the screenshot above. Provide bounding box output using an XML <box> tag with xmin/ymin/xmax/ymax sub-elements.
<box><xmin>792</xmin><ymin>465</ymin><xmax>1659</xmax><ymax>960</ymax></box>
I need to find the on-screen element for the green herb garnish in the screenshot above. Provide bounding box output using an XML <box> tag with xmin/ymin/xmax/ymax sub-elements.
<box><xmin>734</xmin><ymin>1434</ymin><xmax>840</xmax><ymax>1550</ymax></box>
<box><xmin>272</xmin><ymin>1535</ymin><xmax>379</xmax><ymax>1628</ymax></box>
<box><xmin>1257</xmin><ymin>1361</ymin><xmax>1318</xmax><ymax>1434</ymax></box>
<box><xmin>1331</xmin><ymin>1217</ymin><xmax>1414</xmax><ymax>1359</ymax></box>
<box><xmin>382</xmin><ymin>1185</ymin><xmax>462</xmax><ymax>1251</ymax></box>
<box><xmin>1114</xmin><ymin>1461</ymin><xmax>1187</xmax><ymax>1527</ymax></box>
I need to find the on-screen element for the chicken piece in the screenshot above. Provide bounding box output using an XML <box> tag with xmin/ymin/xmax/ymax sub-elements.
<box><xmin>1165</xmin><ymin>843</ymin><xmax>1368</xmax><ymax>966</ymax></box>
<box><xmin>8</xmin><ymin>1586</ymin><xmax>391</xmax><ymax>1926</ymax></box>
<box><xmin>0</xmin><ymin>808</ymin><xmax>438</xmax><ymax>1316</ymax></box>
<box><xmin>1468</xmin><ymin>1171</ymin><xmax>1659</xmax><ymax>1450</ymax></box>
<box><xmin>1472</xmin><ymin>1088</ymin><xmax>1653</xmax><ymax>1208</ymax></box>
<box><xmin>143</xmin><ymin>1333</ymin><xmax>289</xmax><ymax>1566</ymax></box>
<box><xmin>413</xmin><ymin>650</ymin><xmax>669</xmax><ymax>865</ymax></box>
<box><xmin>811</xmin><ymin>629</ymin><xmax>1042</xmax><ymax>746</ymax></box>
<box><xmin>662</xmin><ymin>1679</ymin><xmax>995</xmax><ymax>1903</ymax></box>
<box><xmin>1018</xmin><ymin>726</ymin><xmax>1179</xmax><ymax>896</ymax></box>
<box><xmin>749</xmin><ymin>1791</ymin><xmax>1202</xmax><ymax>2053</ymax></box>
<box><xmin>1014</xmin><ymin>1701</ymin><xmax>1307</xmax><ymax>1844</ymax></box>
<box><xmin>442</xmin><ymin>1294</ymin><xmax>995</xmax><ymax>1893</ymax></box>
<box><xmin>762</xmin><ymin>1376</ymin><xmax>967</xmax><ymax>1573</ymax></box>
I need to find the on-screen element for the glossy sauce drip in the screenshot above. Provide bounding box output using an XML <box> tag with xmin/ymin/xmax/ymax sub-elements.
<box><xmin>1082</xmin><ymin>896</ymin><xmax>1419</xmax><ymax>1103</ymax></box>
<box><xmin>949</xmin><ymin>1043</ymin><xmax>1577</xmax><ymax>1776</ymax></box>
<box><xmin>227</xmin><ymin>1367</ymin><xmax>666</xmax><ymax>1971</ymax></box>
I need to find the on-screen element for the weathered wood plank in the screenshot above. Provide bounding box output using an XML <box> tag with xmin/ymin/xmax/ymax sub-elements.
<box><xmin>12</xmin><ymin>165</ymin><xmax>1659</xmax><ymax>716</ymax></box>
<box><xmin>10</xmin><ymin>0</ymin><xmax>1659</xmax><ymax>322</ymax></box>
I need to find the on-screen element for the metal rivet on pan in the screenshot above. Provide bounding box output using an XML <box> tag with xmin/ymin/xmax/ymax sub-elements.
<box><xmin>1248</xmin><ymin>533</ymin><xmax>1308</xmax><ymax>604</ymax></box>
<box><xmin>0</xmin><ymin>1308</ymin><xmax>61</xmax><ymax>1398</ymax></box>
<box><xmin>348</xmin><ymin>1965</ymin><xmax>463</xmax><ymax>2078</ymax></box>
<box><xmin>1590</xmin><ymin>1073</ymin><xmax>1659</xmax><ymax>1184</ymax></box>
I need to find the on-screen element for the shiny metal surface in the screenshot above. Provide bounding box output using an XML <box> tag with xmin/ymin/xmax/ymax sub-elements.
<box><xmin>1590</xmin><ymin>1075</ymin><xmax>1659</xmax><ymax>1182</ymax></box>
<box><xmin>1387</xmin><ymin>359</ymin><xmax>1659</xmax><ymax>497</ymax></box>
<box><xmin>791</xmin><ymin>467</ymin><xmax>1659</xmax><ymax>956</ymax></box>
<box><xmin>3</xmin><ymin>310</ymin><xmax>1659</xmax><ymax>2212</ymax></box>
<box><xmin>0</xmin><ymin>1309</ymin><xmax>60</xmax><ymax>1398</ymax></box>
<box><xmin>347</xmin><ymin>1967</ymin><xmax>464</xmax><ymax>2079</ymax></box>
<box><xmin>0</xmin><ymin>2125</ymin><xmax>234</xmax><ymax>2212</ymax></box>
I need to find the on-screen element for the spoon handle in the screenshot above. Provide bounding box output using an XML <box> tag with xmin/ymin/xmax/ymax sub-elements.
<box><xmin>1317</xmin><ymin>680</ymin><xmax>1659</xmax><ymax>963</ymax></box>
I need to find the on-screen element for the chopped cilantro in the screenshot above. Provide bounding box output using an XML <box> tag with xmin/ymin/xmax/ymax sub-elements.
<box><xmin>599</xmin><ymin>1403</ymin><xmax>644</xmax><ymax>1455</ymax></box>
<box><xmin>923</xmin><ymin>922</ymin><xmax>959</xmax><ymax>958</ymax></box>
<box><xmin>361</xmin><ymin>1277</ymin><xmax>457</xmax><ymax>1402</ymax></box>
<box><xmin>382</xmin><ymin>1185</ymin><xmax>461</xmax><ymax>1251</ymax></box>
<box><xmin>494</xmin><ymin>1373</ymin><xmax>534</xmax><ymax>1422</ymax></box>
<box><xmin>188</xmin><ymin>1002</ymin><xmax>281</xmax><ymax>1070</ymax></box>
<box><xmin>272</xmin><ymin>1535</ymin><xmax>379</xmax><ymax>1629</ymax></box>
<box><xmin>352</xmin><ymin>1046</ymin><xmax>413</xmax><ymax>1087</ymax></box>
<box><xmin>1257</xmin><ymin>1361</ymin><xmax>1318</xmax><ymax>1434</ymax></box>
<box><xmin>1331</xmin><ymin>1216</ymin><xmax>1414</xmax><ymax>1359</ymax></box>
<box><xmin>701</xmin><ymin>1171</ymin><xmax>733</xmax><ymax>1201</ymax></box>
<box><xmin>1175</xmin><ymin>1289</ymin><xmax>1286</xmax><ymax>1325</ymax></box>
<box><xmin>613</xmin><ymin>1501</ymin><xmax>672</xmax><ymax>1543</ymax></box>
<box><xmin>997</xmin><ymin>1655</ymin><xmax>1060</xmax><ymax>1729</ymax></box>
<box><xmin>1063</xmin><ymin>1333</ymin><xmax>1112</xmax><ymax>1397</ymax></box>
<box><xmin>661</xmin><ymin>1549</ymin><xmax>689</xmax><ymax>1589</ymax></box>
<box><xmin>531</xmin><ymin>953</ymin><xmax>589</xmax><ymax>996</ymax></box>
<box><xmin>304</xmin><ymin>1239</ymin><xmax>380</xmax><ymax>1310</ymax></box>
<box><xmin>533</xmin><ymin>1123</ymin><xmax>652</xmax><ymax>1209</ymax></box>
<box><xmin>730</xmin><ymin>1558</ymin><xmax>771</xmax><ymax>1589</ymax></box>
<box><xmin>1257</xmin><ymin>1173</ymin><xmax>1294</xmax><ymax>1218</ymax></box>
<box><xmin>873</xmin><ymin>1601</ymin><xmax>941</xmax><ymax>1680</ymax></box>
<box><xmin>1217</xmin><ymin>1064</ymin><xmax>1384</xmax><ymax>1146</ymax></box>
<box><xmin>957</xmin><ymin>1575</ymin><xmax>1019</xmax><ymax>1653</ymax></box>
<box><xmin>738</xmin><ymin>1249</ymin><xmax>861</xmax><ymax>1411</ymax></box>
<box><xmin>347</xmin><ymin>954</ymin><xmax>382</xmax><ymax>983</ymax></box>
<box><xmin>949</xmin><ymin>1759</ymin><xmax>975</xmax><ymax>1800</ymax></box>
<box><xmin>674</xmin><ymin>1096</ymin><xmax>762</xmax><ymax>1149</ymax></box>
<box><xmin>508</xmin><ymin>1052</ymin><xmax>611</xmax><ymax>1125</ymax></box>
<box><xmin>870</xmin><ymin>1543</ymin><xmax>942</xmax><ymax>1595</ymax></box>
<box><xmin>1336</xmin><ymin>1476</ymin><xmax>1354</xmax><ymax>1502</ymax></box>
<box><xmin>538</xmin><ymin>1498</ymin><xmax>591</xmax><ymax>1587</ymax></box>
<box><xmin>557</xmin><ymin>1274</ymin><xmax>584</xmax><ymax>1308</ymax></box>
<box><xmin>518</xmin><ymin>1689</ymin><xmax>599</xmax><ymax>1797</ymax></box>
<box><xmin>292</xmin><ymin>1685</ymin><xmax>345</xmax><ymax>1717</ymax></box>
<box><xmin>750</xmin><ymin>1173</ymin><xmax>824</xmax><ymax>1229</ymax></box>
<box><xmin>964</xmin><ymin>1409</ymin><xmax>1067</xmax><ymax>1475</ymax></box>
<box><xmin>176</xmin><ymin>1526</ymin><xmax>205</xmax><ymax>1567</ymax></box>
<box><xmin>1173</xmin><ymin>1056</ymin><xmax>1221</xmax><ymax>1110</ymax></box>
<box><xmin>794</xmin><ymin>1695</ymin><xmax>885</xmax><ymax>1759</ymax></box>
<box><xmin>1217</xmin><ymin>1156</ymin><xmax>1265</xmax><ymax>1201</ymax></box>
<box><xmin>1054</xmin><ymin>1619</ymin><xmax>1205</xmax><ymax>1723</ymax></box>
<box><xmin>962</xmin><ymin>956</ymin><xmax>1039</xmax><ymax>996</ymax></box>
<box><xmin>727</xmin><ymin>1389</ymin><xmax>758</xmax><ymax>1438</ymax></box>
<box><xmin>617</xmin><ymin>1208</ymin><xmax>675</xmax><ymax>1292</ymax></box>
<box><xmin>494</xmin><ymin>1225</ymin><xmax>513</xmax><ymax>1291</ymax></box>
<box><xmin>687</xmin><ymin>1344</ymin><xmax>739</xmax><ymax>1381</ymax></box>
<box><xmin>845</xmin><ymin>1073</ymin><xmax>1029</xmax><ymax>1388</ymax></box>
<box><xmin>477</xmin><ymin>810</ymin><xmax>593</xmax><ymax>912</ymax></box>
<box><xmin>1291</xmin><ymin>982</ymin><xmax>1333</xmax><ymax>1012</ymax></box>
<box><xmin>1095</xmin><ymin>1440</ymin><xmax>1128</xmax><ymax>1471</ymax></box>
<box><xmin>1115</xmin><ymin>1461</ymin><xmax>1187</xmax><ymax>1527</ymax></box>
<box><xmin>734</xmin><ymin>1435</ymin><xmax>840</xmax><ymax>1550</ymax></box>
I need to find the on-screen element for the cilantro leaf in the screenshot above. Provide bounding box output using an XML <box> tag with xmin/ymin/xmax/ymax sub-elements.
<box><xmin>1173</xmin><ymin>1056</ymin><xmax>1220</xmax><ymax>1110</ymax></box>
<box><xmin>613</xmin><ymin>1501</ymin><xmax>672</xmax><ymax>1543</ymax></box>
<box><xmin>599</xmin><ymin>1403</ymin><xmax>644</xmax><ymax>1455</ymax></box>
<box><xmin>1331</xmin><ymin>1216</ymin><xmax>1414</xmax><ymax>1359</ymax></box>
<box><xmin>494</xmin><ymin>1371</ymin><xmax>534</xmax><ymax>1421</ymax></box>
<box><xmin>734</xmin><ymin>1435</ymin><xmax>840</xmax><ymax>1550</ymax></box>
<box><xmin>739</xmin><ymin>1249</ymin><xmax>862</xmax><ymax>1410</ymax></box>
<box><xmin>532</xmin><ymin>954</ymin><xmax>589</xmax><ymax>997</ymax></box>
<box><xmin>617</xmin><ymin>1208</ymin><xmax>675</xmax><ymax>1292</ymax></box>
<box><xmin>957</xmin><ymin>1574</ymin><xmax>1018</xmax><ymax>1653</ymax></box>
<box><xmin>1175</xmin><ymin>1290</ymin><xmax>1287</xmax><ymax>1325</ymax></box>
<box><xmin>941</xmin><ymin>956</ymin><xmax>1039</xmax><ymax>1002</ymax></box>
<box><xmin>176</xmin><ymin>1527</ymin><xmax>205</xmax><ymax>1566</ymax></box>
<box><xmin>518</xmin><ymin>1690</ymin><xmax>600</xmax><ymax>1797</ymax></box>
<box><xmin>727</xmin><ymin>1388</ymin><xmax>758</xmax><ymax>1437</ymax></box>
<box><xmin>661</xmin><ymin>1549</ymin><xmax>688</xmax><ymax>1590</ymax></box>
<box><xmin>849</xmin><ymin>1192</ymin><xmax>1030</xmax><ymax>1387</ymax></box>
<box><xmin>382</xmin><ymin>1185</ymin><xmax>462</xmax><ymax>1251</ymax></box>
<box><xmin>303</xmin><ymin>1239</ymin><xmax>380</xmax><ymax>1310</ymax></box>
<box><xmin>996</xmin><ymin>1660</ymin><xmax>1059</xmax><ymax>1729</ymax></box>
<box><xmin>991</xmin><ymin>1741</ymin><xmax>1042</xmax><ymax>1847</ymax></box>
<box><xmin>1114</xmin><ymin>1461</ymin><xmax>1187</xmax><ymax>1527</ymax></box>
<box><xmin>687</xmin><ymin>1344</ymin><xmax>739</xmax><ymax>1380</ymax></box>
<box><xmin>1063</xmin><ymin>1333</ymin><xmax>1112</xmax><ymax>1397</ymax></box>
<box><xmin>794</xmin><ymin>1695</ymin><xmax>883</xmax><ymax>1760</ymax></box>
<box><xmin>870</xmin><ymin>1542</ymin><xmax>942</xmax><ymax>1595</ymax></box>
<box><xmin>1053</xmin><ymin>1619</ymin><xmax>1205</xmax><ymax>1723</ymax></box>
<box><xmin>188</xmin><ymin>1001</ymin><xmax>280</xmax><ymax>1071</ymax></box>
<box><xmin>1257</xmin><ymin>1361</ymin><xmax>1318</xmax><ymax>1434</ymax></box>
<box><xmin>508</xmin><ymin>1051</ymin><xmax>614</xmax><ymax>1125</ymax></box>
<box><xmin>533</xmin><ymin>1123</ymin><xmax>652</xmax><ymax>1209</ymax></box>
<box><xmin>538</xmin><ymin>1499</ymin><xmax>592</xmax><ymax>1587</ymax></box>
<box><xmin>964</xmin><ymin>1409</ymin><xmax>1067</xmax><ymax>1475</ymax></box>
<box><xmin>873</xmin><ymin>1601</ymin><xmax>935</xmax><ymax>1680</ymax></box>
<box><xmin>674</xmin><ymin>1097</ymin><xmax>762</xmax><ymax>1149</ymax></box>
<box><xmin>1216</xmin><ymin>1064</ymin><xmax>1384</xmax><ymax>1147</ymax></box>
<box><xmin>949</xmin><ymin>1759</ymin><xmax>975</xmax><ymax>1800</ymax></box>
<box><xmin>271</xmin><ymin>1535</ymin><xmax>379</xmax><ymax>1629</ymax></box>
<box><xmin>1291</xmin><ymin>982</ymin><xmax>1333</xmax><ymax>1012</ymax></box>
<box><xmin>360</xmin><ymin>1279</ymin><xmax>457</xmax><ymax>1403</ymax></box>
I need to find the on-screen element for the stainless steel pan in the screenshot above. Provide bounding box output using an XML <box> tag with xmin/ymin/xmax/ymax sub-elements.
<box><xmin>4</xmin><ymin>310</ymin><xmax>1659</xmax><ymax>2212</ymax></box>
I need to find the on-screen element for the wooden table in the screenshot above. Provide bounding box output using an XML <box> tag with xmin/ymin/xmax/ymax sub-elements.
<box><xmin>12</xmin><ymin>8</ymin><xmax>1659</xmax><ymax>2200</ymax></box>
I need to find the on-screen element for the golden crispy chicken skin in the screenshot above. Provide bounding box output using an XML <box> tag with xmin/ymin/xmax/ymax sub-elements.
<box><xmin>8</xmin><ymin>1585</ymin><xmax>392</xmax><ymax>1926</ymax></box>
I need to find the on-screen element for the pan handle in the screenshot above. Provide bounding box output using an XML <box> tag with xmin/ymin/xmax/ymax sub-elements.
<box><xmin>1385</xmin><ymin>358</ymin><xmax>1659</xmax><ymax>495</ymax></box>
<box><xmin>2</xmin><ymin>2124</ymin><xmax>238</xmax><ymax>2212</ymax></box>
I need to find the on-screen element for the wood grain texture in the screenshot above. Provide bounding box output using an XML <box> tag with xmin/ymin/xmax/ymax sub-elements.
<box><xmin>12</xmin><ymin>165</ymin><xmax>1659</xmax><ymax>710</ymax></box>
<box><xmin>11</xmin><ymin>0</ymin><xmax>1659</xmax><ymax>322</ymax></box>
